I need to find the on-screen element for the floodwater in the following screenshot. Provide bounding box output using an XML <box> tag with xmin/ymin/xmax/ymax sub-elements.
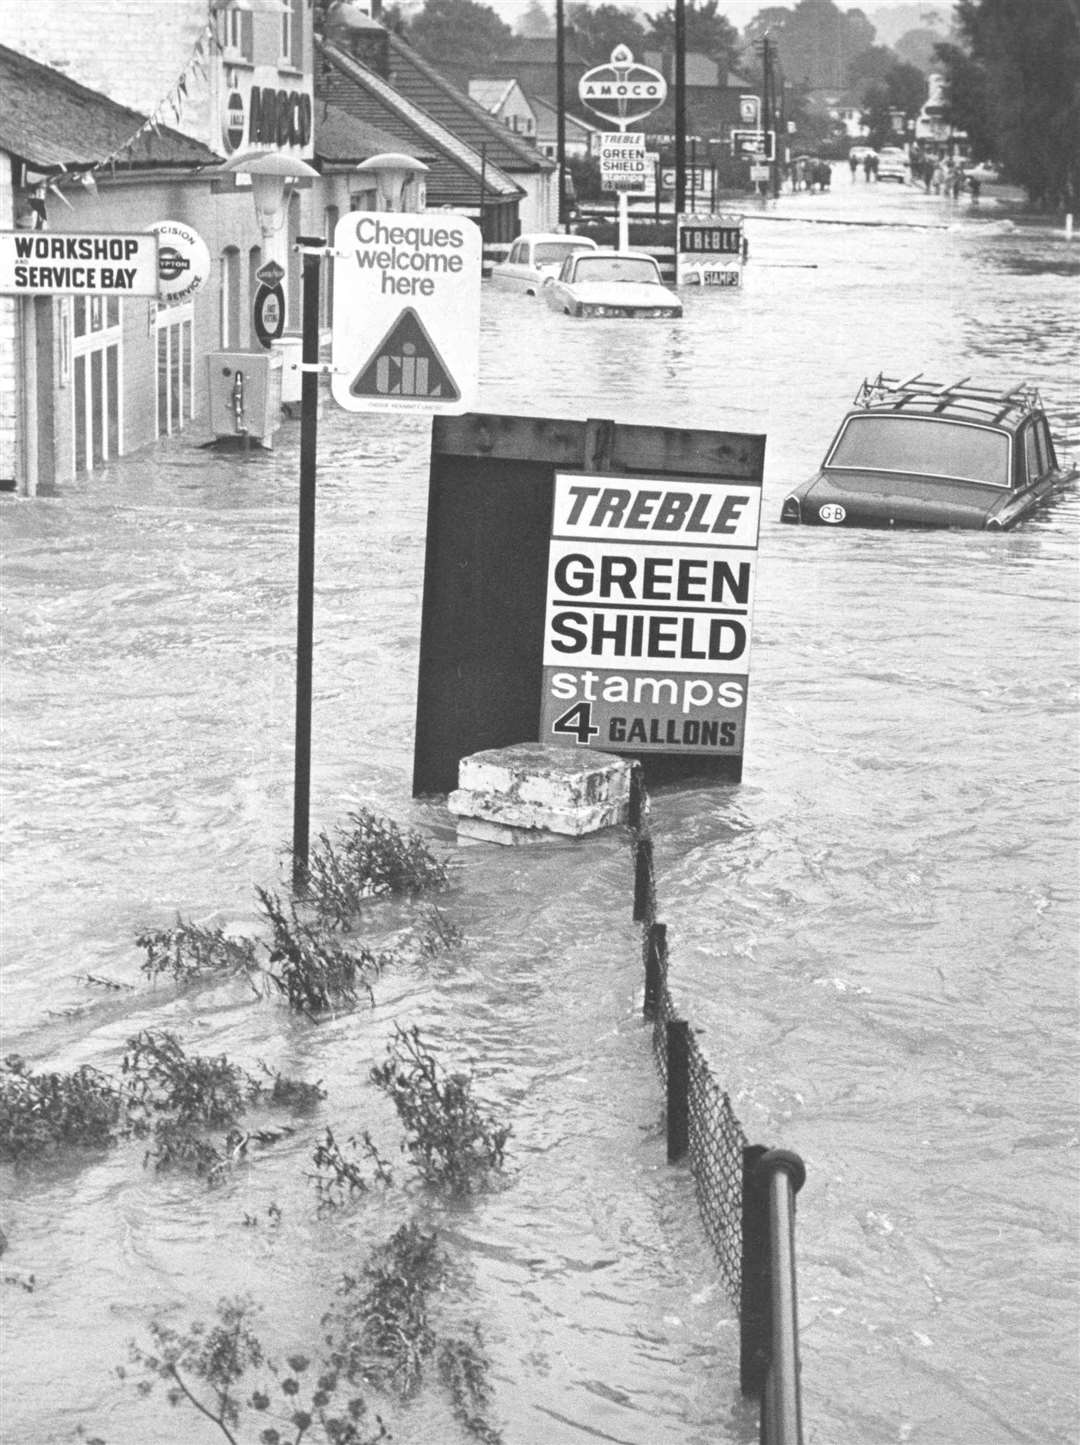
<box><xmin>2</xmin><ymin>172</ymin><xmax>1078</xmax><ymax>1444</ymax></box>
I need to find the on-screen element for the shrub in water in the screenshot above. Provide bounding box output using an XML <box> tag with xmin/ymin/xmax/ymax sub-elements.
<box><xmin>0</xmin><ymin>1055</ymin><xmax>120</xmax><ymax>1162</ymax></box>
<box><xmin>257</xmin><ymin>889</ymin><xmax>385</xmax><ymax>1016</ymax></box>
<box><xmin>370</xmin><ymin>1027</ymin><xmax>510</xmax><ymax>1194</ymax></box>
<box><xmin>136</xmin><ymin>919</ymin><xmax>260</xmax><ymax>986</ymax></box>
<box><xmin>323</xmin><ymin>1224</ymin><xmax>502</xmax><ymax>1440</ymax></box>
<box><xmin>123</xmin><ymin>1295</ymin><xmax>387</xmax><ymax>1445</ymax></box>
<box><xmin>309</xmin><ymin>1126</ymin><xmax>393</xmax><ymax>1211</ymax></box>
<box><xmin>304</xmin><ymin>809</ymin><xmax>450</xmax><ymax>930</ymax></box>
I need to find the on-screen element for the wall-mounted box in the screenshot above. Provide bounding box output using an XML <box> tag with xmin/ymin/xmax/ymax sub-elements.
<box><xmin>206</xmin><ymin>350</ymin><xmax>282</xmax><ymax>445</ymax></box>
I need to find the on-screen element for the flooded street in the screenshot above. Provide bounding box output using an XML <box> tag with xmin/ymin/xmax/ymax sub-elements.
<box><xmin>2</xmin><ymin>172</ymin><xmax>1078</xmax><ymax>1444</ymax></box>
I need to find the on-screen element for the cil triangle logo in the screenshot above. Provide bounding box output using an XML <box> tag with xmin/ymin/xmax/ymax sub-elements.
<box><xmin>349</xmin><ymin>308</ymin><xmax>459</xmax><ymax>401</ymax></box>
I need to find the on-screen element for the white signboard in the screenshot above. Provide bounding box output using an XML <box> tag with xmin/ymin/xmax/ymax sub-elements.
<box><xmin>599</xmin><ymin>132</ymin><xmax>648</xmax><ymax>193</ymax></box>
<box><xmin>539</xmin><ymin>472</ymin><xmax>761</xmax><ymax>757</ymax></box>
<box><xmin>331</xmin><ymin>211</ymin><xmax>481</xmax><ymax>415</ymax></box>
<box><xmin>578</xmin><ymin>45</ymin><xmax>667</xmax><ymax>127</ymax></box>
<box><xmin>676</xmin><ymin>213</ymin><xmax>744</xmax><ymax>288</ymax></box>
<box><xmin>0</xmin><ymin>231</ymin><xmax>159</xmax><ymax>296</ymax></box>
<box><xmin>149</xmin><ymin>221</ymin><xmax>211</xmax><ymax>303</ymax></box>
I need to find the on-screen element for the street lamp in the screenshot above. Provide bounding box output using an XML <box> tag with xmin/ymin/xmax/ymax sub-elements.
<box><xmin>222</xmin><ymin>149</ymin><xmax>321</xmax><ymax>244</ymax></box>
<box><xmin>355</xmin><ymin>152</ymin><xmax>428</xmax><ymax>212</ymax></box>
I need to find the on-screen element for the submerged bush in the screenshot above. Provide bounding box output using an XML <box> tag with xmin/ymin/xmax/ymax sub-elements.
<box><xmin>323</xmin><ymin>1224</ymin><xmax>503</xmax><ymax>1440</ymax></box>
<box><xmin>136</xmin><ymin>919</ymin><xmax>260</xmax><ymax>986</ymax></box>
<box><xmin>124</xmin><ymin>1294</ymin><xmax>388</xmax><ymax>1445</ymax></box>
<box><xmin>257</xmin><ymin>889</ymin><xmax>385</xmax><ymax>1016</ymax></box>
<box><xmin>122</xmin><ymin>1228</ymin><xmax>502</xmax><ymax>1443</ymax></box>
<box><xmin>0</xmin><ymin>1055</ymin><xmax>120</xmax><ymax>1162</ymax></box>
<box><xmin>370</xmin><ymin>1027</ymin><xmax>510</xmax><ymax>1194</ymax></box>
<box><xmin>304</xmin><ymin>809</ymin><xmax>450</xmax><ymax>930</ymax></box>
<box><xmin>309</xmin><ymin>1126</ymin><xmax>393</xmax><ymax>1211</ymax></box>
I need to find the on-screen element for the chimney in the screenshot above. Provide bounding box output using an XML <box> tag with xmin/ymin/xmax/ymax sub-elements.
<box><xmin>325</xmin><ymin>4</ymin><xmax>390</xmax><ymax>77</ymax></box>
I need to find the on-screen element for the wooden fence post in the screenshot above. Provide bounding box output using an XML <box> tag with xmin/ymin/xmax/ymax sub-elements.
<box><xmin>644</xmin><ymin>921</ymin><xmax>666</xmax><ymax>1020</ymax></box>
<box><xmin>666</xmin><ymin>1019</ymin><xmax>690</xmax><ymax>1162</ymax></box>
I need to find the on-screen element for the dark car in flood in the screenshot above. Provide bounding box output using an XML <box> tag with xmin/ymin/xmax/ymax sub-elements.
<box><xmin>781</xmin><ymin>375</ymin><xmax>1076</xmax><ymax>530</ymax></box>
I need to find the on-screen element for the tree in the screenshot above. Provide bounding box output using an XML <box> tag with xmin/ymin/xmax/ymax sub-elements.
<box><xmin>517</xmin><ymin>0</ymin><xmax>552</xmax><ymax>37</ymax></box>
<box><xmin>647</xmin><ymin>0</ymin><xmax>739</xmax><ymax>67</ymax></box>
<box><xmin>894</xmin><ymin>27</ymin><xmax>944</xmax><ymax>72</ymax></box>
<box><xmin>884</xmin><ymin>60</ymin><xmax>927</xmax><ymax>120</ymax></box>
<box><xmin>404</xmin><ymin>0</ymin><xmax>513</xmax><ymax>66</ymax></box>
<box><xmin>860</xmin><ymin>81</ymin><xmax>895</xmax><ymax>148</ymax></box>
<box><xmin>932</xmin><ymin>40</ymin><xmax>994</xmax><ymax>159</ymax></box>
<box><xmin>745</xmin><ymin>0</ymin><xmax>878</xmax><ymax>91</ymax></box>
<box><xmin>847</xmin><ymin>43</ymin><xmax>897</xmax><ymax>92</ymax></box>
<box><xmin>567</xmin><ymin>2</ymin><xmax>647</xmax><ymax>63</ymax></box>
<box><xmin>945</xmin><ymin>0</ymin><xmax>1080</xmax><ymax>208</ymax></box>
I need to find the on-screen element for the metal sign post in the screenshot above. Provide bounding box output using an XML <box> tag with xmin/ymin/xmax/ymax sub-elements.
<box><xmin>578</xmin><ymin>46</ymin><xmax>667</xmax><ymax>252</ymax></box>
<box><xmin>291</xmin><ymin>236</ymin><xmax>326</xmax><ymax>892</ymax></box>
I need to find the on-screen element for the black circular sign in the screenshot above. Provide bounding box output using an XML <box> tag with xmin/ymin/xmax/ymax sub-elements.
<box><xmin>253</xmin><ymin>282</ymin><xmax>285</xmax><ymax>350</ymax></box>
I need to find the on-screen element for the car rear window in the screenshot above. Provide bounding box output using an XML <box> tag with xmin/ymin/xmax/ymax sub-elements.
<box><xmin>827</xmin><ymin>415</ymin><xmax>1010</xmax><ymax>485</ymax></box>
<box><xmin>534</xmin><ymin>241</ymin><xmax>582</xmax><ymax>264</ymax></box>
<box><xmin>572</xmin><ymin>256</ymin><xmax>660</xmax><ymax>284</ymax></box>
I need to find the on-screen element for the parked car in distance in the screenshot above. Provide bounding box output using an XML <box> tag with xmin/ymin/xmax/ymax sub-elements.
<box><xmin>966</xmin><ymin>161</ymin><xmax>1002</xmax><ymax>185</ymax></box>
<box><xmin>780</xmin><ymin>374</ymin><xmax>1077</xmax><ymax>530</ymax></box>
<box><xmin>876</xmin><ymin>146</ymin><xmax>910</xmax><ymax>182</ymax></box>
<box><xmin>543</xmin><ymin>250</ymin><xmax>682</xmax><ymax>318</ymax></box>
<box><xmin>489</xmin><ymin>233</ymin><xmax>598</xmax><ymax>295</ymax></box>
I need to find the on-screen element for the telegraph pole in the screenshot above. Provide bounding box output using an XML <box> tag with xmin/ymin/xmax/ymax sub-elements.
<box><xmin>556</xmin><ymin>0</ymin><xmax>567</xmax><ymax>227</ymax></box>
<box><xmin>674</xmin><ymin>0</ymin><xmax>686</xmax><ymax>216</ymax></box>
<box><xmin>760</xmin><ymin>34</ymin><xmax>777</xmax><ymax>198</ymax></box>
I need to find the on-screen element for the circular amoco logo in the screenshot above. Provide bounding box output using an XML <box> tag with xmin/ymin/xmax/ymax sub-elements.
<box><xmin>224</xmin><ymin>90</ymin><xmax>246</xmax><ymax>153</ymax></box>
<box><xmin>819</xmin><ymin>503</ymin><xmax>847</xmax><ymax>524</ymax></box>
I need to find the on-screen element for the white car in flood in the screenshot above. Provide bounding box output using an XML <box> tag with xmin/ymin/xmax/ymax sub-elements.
<box><xmin>542</xmin><ymin>250</ymin><xmax>682</xmax><ymax>318</ymax></box>
<box><xmin>489</xmin><ymin>233</ymin><xmax>599</xmax><ymax>295</ymax></box>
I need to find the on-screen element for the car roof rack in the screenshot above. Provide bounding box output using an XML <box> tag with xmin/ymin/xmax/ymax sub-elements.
<box><xmin>854</xmin><ymin>373</ymin><xmax>1043</xmax><ymax>425</ymax></box>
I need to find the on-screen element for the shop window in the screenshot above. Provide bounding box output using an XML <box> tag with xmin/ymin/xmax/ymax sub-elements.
<box><xmin>156</xmin><ymin>304</ymin><xmax>194</xmax><ymax>438</ymax></box>
<box><xmin>71</xmin><ymin>295</ymin><xmax>122</xmax><ymax>473</ymax></box>
<box><xmin>280</xmin><ymin>0</ymin><xmax>302</xmax><ymax>68</ymax></box>
<box><xmin>248</xmin><ymin>244</ymin><xmax>263</xmax><ymax>348</ymax></box>
<box><xmin>219</xmin><ymin>7</ymin><xmax>253</xmax><ymax>61</ymax></box>
<box><xmin>220</xmin><ymin>246</ymin><xmax>242</xmax><ymax>348</ymax></box>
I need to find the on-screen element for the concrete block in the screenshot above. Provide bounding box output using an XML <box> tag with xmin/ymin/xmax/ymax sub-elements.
<box><xmin>449</xmin><ymin>743</ymin><xmax>633</xmax><ymax>841</ymax></box>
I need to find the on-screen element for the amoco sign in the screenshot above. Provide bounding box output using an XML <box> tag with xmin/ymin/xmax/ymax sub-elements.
<box><xmin>578</xmin><ymin>45</ymin><xmax>667</xmax><ymax>128</ymax></box>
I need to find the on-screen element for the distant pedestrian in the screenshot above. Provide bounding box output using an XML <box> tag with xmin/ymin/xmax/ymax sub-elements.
<box><xmin>849</xmin><ymin>153</ymin><xmax>858</xmax><ymax>180</ymax></box>
<box><xmin>863</xmin><ymin>153</ymin><xmax>873</xmax><ymax>182</ymax></box>
<box><xmin>967</xmin><ymin>173</ymin><xmax>981</xmax><ymax>203</ymax></box>
<box><xmin>869</xmin><ymin>154</ymin><xmax>879</xmax><ymax>181</ymax></box>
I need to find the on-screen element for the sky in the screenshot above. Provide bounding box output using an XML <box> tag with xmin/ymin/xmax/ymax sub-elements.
<box><xmin>482</xmin><ymin>1</ymin><xmax>951</xmax><ymax>40</ymax></box>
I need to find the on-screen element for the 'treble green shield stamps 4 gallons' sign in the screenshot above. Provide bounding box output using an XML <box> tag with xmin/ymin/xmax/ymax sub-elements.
<box><xmin>541</xmin><ymin>472</ymin><xmax>761</xmax><ymax>757</ymax></box>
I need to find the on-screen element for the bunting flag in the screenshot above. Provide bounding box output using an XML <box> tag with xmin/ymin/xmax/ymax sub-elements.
<box><xmin>70</xmin><ymin>20</ymin><xmax>222</xmax><ymax>184</ymax></box>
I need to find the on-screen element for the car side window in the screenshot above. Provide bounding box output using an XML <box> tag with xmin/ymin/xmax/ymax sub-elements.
<box><xmin>1023</xmin><ymin>424</ymin><xmax>1041</xmax><ymax>485</ymax></box>
<box><xmin>509</xmin><ymin>242</ymin><xmax>523</xmax><ymax>265</ymax></box>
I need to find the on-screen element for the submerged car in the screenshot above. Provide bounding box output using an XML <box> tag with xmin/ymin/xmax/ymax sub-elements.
<box><xmin>543</xmin><ymin>250</ymin><xmax>682</xmax><ymax>318</ymax></box>
<box><xmin>489</xmin><ymin>232</ymin><xmax>599</xmax><ymax>295</ymax></box>
<box><xmin>876</xmin><ymin>146</ymin><xmax>910</xmax><ymax>182</ymax></box>
<box><xmin>781</xmin><ymin>374</ymin><xmax>1076</xmax><ymax>530</ymax></box>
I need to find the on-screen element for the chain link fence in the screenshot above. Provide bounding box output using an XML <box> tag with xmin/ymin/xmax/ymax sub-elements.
<box><xmin>629</xmin><ymin>769</ymin><xmax>805</xmax><ymax>1445</ymax></box>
